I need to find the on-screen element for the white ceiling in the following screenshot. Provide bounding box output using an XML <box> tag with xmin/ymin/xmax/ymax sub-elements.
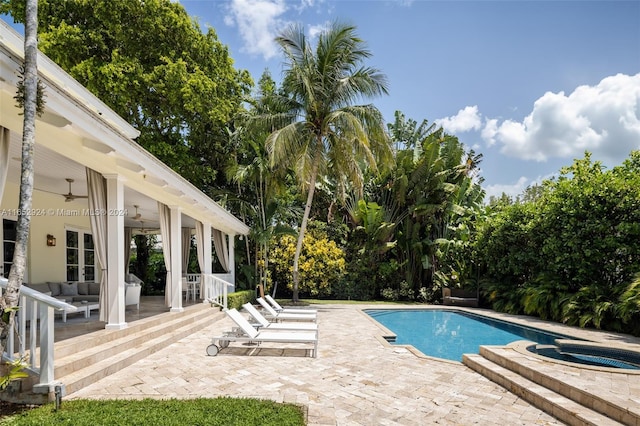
<box><xmin>6</xmin><ymin>131</ymin><xmax>192</xmax><ymax>231</ymax></box>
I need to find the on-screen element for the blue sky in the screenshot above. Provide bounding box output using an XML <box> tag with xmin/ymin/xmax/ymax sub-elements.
<box><xmin>3</xmin><ymin>1</ymin><xmax>639</xmax><ymax>199</ymax></box>
<box><xmin>180</xmin><ymin>0</ymin><xmax>640</xmax><ymax>199</ymax></box>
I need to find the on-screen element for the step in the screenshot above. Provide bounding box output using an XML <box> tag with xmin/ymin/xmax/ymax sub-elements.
<box><xmin>463</xmin><ymin>354</ymin><xmax>623</xmax><ymax>426</ymax></box>
<box><xmin>478</xmin><ymin>345</ymin><xmax>639</xmax><ymax>425</ymax></box>
<box><xmin>54</xmin><ymin>305</ymin><xmax>216</xmax><ymax>377</ymax></box>
<box><xmin>56</xmin><ymin>306</ymin><xmax>223</xmax><ymax>395</ymax></box>
<box><xmin>54</xmin><ymin>303</ymin><xmax>214</xmax><ymax>358</ymax></box>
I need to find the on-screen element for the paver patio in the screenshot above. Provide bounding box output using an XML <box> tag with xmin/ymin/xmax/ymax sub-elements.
<box><xmin>67</xmin><ymin>304</ymin><xmax>573</xmax><ymax>425</ymax></box>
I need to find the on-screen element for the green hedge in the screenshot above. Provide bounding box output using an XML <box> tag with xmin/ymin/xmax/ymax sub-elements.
<box><xmin>226</xmin><ymin>290</ymin><xmax>256</xmax><ymax>310</ymax></box>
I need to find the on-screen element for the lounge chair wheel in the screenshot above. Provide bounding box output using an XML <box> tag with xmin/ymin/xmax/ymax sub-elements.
<box><xmin>219</xmin><ymin>339</ymin><xmax>230</xmax><ymax>348</ymax></box>
<box><xmin>206</xmin><ymin>344</ymin><xmax>219</xmax><ymax>356</ymax></box>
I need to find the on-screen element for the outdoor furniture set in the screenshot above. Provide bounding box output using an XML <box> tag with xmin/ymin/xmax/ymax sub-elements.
<box><xmin>22</xmin><ymin>281</ymin><xmax>141</xmax><ymax>321</ymax></box>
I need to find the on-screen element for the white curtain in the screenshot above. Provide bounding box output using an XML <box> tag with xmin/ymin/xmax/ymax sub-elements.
<box><xmin>157</xmin><ymin>202</ymin><xmax>172</xmax><ymax>307</ymax></box>
<box><xmin>181</xmin><ymin>228</ymin><xmax>191</xmax><ymax>274</ymax></box>
<box><xmin>212</xmin><ymin>229</ymin><xmax>229</xmax><ymax>272</ymax></box>
<box><xmin>124</xmin><ymin>227</ymin><xmax>132</xmax><ymax>277</ymax></box>
<box><xmin>195</xmin><ymin>221</ymin><xmax>205</xmax><ymax>297</ymax></box>
<box><xmin>86</xmin><ymin>168</ymin><xmax>108</xmax><ymax>321</ymax></box>
<box><xmin>0</xmin><ymin>127</ymin><xmax>10</xmax><ymax>203</ymax></box>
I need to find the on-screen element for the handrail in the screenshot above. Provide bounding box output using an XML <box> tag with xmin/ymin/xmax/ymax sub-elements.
<box><xmin>202</xmin><ymin>274</ymin><xmax>230</xmax><ymax>309</ymax></box>
<box><xmin>0</xmin><ymin>278</ymin><xmax>76</xmax><ymax>394</ymax></box>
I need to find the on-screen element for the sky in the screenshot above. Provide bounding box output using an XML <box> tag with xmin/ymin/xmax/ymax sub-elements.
<box><xmin>178</xmin><ymin>0</ymin><xmax>640</xmax><ymax>200</ymax></box>
<box><xmin>3</xmin><ymin>1</ymin><xmax>640</xmax><ymax>200</ymax></box>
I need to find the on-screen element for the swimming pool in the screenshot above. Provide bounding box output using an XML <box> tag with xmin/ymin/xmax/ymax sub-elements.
<box><xmin>365</xmin><ymin>309</ymin><xmax>573</xmax><ymax>362</ymax></box>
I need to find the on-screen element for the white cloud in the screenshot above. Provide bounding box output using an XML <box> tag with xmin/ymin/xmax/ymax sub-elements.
<box><xmin>484</xmin><ymin>176</ymin><xmax>530</xmax><ymax>201</ymax></box>
<box><xmin>483</xmin><ymin>172</ymin><xmax>558</xmax><ymax>201</ymax></box>
<box><xmin>436</xmin><ymin>105</ymin><xmax>483</xmax><ymax>134</ymax></box>
<box><xmin>481</xmin><ymin>73</ymin><xmax>640</xmax><ymax>163</ymax></box>
<box><xmin>308</xmin><ymin>22</ymin><xmax>330</xmax><ymax>40</ymax></box>
<box><xmin>224</xmin><ymin>0</ymin><xmax>289</xmax><ymax>60</ymax></box>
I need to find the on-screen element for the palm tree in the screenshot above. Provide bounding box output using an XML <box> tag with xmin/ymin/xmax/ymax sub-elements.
<box><xmin>1</xmin><ymin>0</ymin><xmax>39</xmax><ymax>356</ymax></box>
<box><xmin>266</xmin><ymin>22</ymin><xmax>393</xmax><ymax>301</ymax></box>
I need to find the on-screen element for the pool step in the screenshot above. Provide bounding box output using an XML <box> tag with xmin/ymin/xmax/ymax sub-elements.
<box><xmin>480</xmin><ymin>345</ymin><xmax>639</xmax><ymax>425</ymax></box>
<box><xmin>463</xmin><ymin>353</ymin><xmax>623</xmax><ymax>426</ymax></box>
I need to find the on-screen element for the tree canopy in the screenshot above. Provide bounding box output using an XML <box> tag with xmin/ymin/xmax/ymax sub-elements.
<box><xmin>2</xmin><ymin>0</ymin><xmax>252</xmax><ymax>194</ymax></box>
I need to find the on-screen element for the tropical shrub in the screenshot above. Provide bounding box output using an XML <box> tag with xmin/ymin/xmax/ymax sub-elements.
<box><xmin>269</xmin><ymin>231</ymin><xmax>346</xmax><ymax>298</ymax></box>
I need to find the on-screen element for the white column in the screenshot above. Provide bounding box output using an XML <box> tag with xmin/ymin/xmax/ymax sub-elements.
<box><xmin>203</xmin><ymin>223</ymin><xmax>212</xmax><ymax>300</ymax></box>
<box><xmin>228</xmin><ymin>234</ymin><xmax>235</xmax><ymax>286</ymax></box>
<box><xmin>170</xmin><ymin>206</ymin><xmax>183</xmax><ymax>312</ymax></box>
<box><xmin>105</xmin><ymin>174</ymin><xmax>127</xmax><ymax>329</ymax></box>
<box><xmin>203</xmin><ymin>223</ymin><xmax>212</xmax><ymax>275</ymax></box>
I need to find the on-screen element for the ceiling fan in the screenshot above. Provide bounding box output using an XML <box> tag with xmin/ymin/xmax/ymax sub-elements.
<box><xmin>62</xmin><ymin>178</ymin><xmax>88</xmax><ymax>202</ymax></box>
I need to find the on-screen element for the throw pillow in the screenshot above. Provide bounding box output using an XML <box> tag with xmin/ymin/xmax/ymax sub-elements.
<box><xmin>89</xmin><ymin>282</ymin><xmax>101</xmax><ymax>295</ymax></box>
<box><xmin>77</xmin><ymin>282</ymin><xmax>89</xmax><ymax>295</ymax></box>
<box><xmin>46</xmin><ymin>282</ymin><xmax>61</xmax><ymax>297</ymax></box>
<box><xmin>60</xmin><ymin>282</ymin><xmax>78</xmax><ymax>296</ymax></box>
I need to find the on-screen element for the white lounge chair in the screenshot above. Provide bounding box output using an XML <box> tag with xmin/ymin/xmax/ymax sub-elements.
<box><xmin>242</xmin><ymin>303</ymin><xmax>318</xmax><ymax>332</ymax></box>
<box><xmin>207</xmin><ymin>309</ymin><xmax>318</xmax><ymax>358</ymax></box>
<box><xmin>257</xmin><ymin>297</ymin><xmax>317</xmax><ymax>322</ymax></box>
<box><xmin>265</xmin><ymin>294</ymin><xmax>317</xmax><ymax>314</ymax></box>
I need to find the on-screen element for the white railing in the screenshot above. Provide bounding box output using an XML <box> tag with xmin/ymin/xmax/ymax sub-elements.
<box><xmin>212</xmin><ymin>273</ymin><xmax>234</xmax><ymax>293</ymax></box>
<box><xmin>0</xmin><ymin>277</ymin><xmax>77</xmax><ymax>394</ymax></box>
<box><xmin>183</xmin><ymin>274</ymin><xmax>201</xmax><ymax>303</ymax></box>
<box><xmin>201</xmin><ymin>274</ymin><xmax>230</xmax><ymax>309</ymax></box>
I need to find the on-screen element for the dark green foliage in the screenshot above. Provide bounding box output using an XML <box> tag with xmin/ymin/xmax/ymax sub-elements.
<box><xmin>477</xmin><ymin>152</ymin><xmax>640</xmax><ymax>335</ymax></box>
<box><xmin>2</xmin><ymin>398</ymin><xmax>304</xmax><ymax>425</ymax></box>
<box><xmin>4</xmin><ymin>0</ymin><xmax>252</xmax><ymax>196</ymax></box>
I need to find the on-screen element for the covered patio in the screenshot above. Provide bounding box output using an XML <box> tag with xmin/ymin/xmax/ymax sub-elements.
<box><xmin>0</xmin><ymin>18</ymin><xmax>249</xmax><ymax>328</ymax></box>
<box><xmin>0</xmin><ymin>18</ymin><xmax>249</xmax><ymax>398</ymax></box>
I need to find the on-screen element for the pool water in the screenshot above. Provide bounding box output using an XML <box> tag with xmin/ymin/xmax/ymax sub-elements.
<box><xmin>365</xmin><ymin>309</ymin><xmax>572</xmax><ymax>362</ymax></box>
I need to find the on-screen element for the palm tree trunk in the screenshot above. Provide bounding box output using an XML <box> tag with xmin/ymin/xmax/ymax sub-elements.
<box><xmin>0</xmin><ymin>0</ymin><xmax>38</xmax><ymax>354</ymax></box>
<box><xmin>292</xmin><ymin>162</ymin><xmax>319</xmax><ymax>303</ymax></box>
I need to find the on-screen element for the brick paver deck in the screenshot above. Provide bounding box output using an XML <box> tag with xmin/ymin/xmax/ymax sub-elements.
<box><xmin>68</xmin><ymin>304</ymin><xmax>571</xmax><ymax>425</ymax></box>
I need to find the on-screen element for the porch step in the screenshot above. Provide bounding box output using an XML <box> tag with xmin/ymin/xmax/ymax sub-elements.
<box><xmin>55</xmin><ymin>304</ymin><xmax>223</xmax><ymax>396</ymax></box>
<box><xmin>463</xmin><ymin>351</ymin><xmax>624</xmax><ymax>426</ymax></box>
<box><xmin>478</xmin><ymin>345</ymin><xmax>639</xmax><ymax>425</ymax></box>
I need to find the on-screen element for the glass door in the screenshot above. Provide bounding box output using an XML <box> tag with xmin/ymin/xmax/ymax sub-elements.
<box><xmin>1</xmin><ymin>219</ymin><xmax>17</xmax><ymax>278</ymax></box>
<box><xmin>66</xmin><ymin>229</ymin><xmax>95</xmax><ymax>282</ymax></box>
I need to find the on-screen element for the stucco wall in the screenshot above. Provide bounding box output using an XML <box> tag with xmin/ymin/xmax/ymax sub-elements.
<box><xmin>1</xmin><ymin>181</ymin><xmax>92</xmax><ymax>284</ymax></box>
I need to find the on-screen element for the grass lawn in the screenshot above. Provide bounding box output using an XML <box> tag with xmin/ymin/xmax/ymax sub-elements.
<box><xmin>1</xmin><ymin>397</ymin><xmax>305</xmax><ymax>425</ymax></box>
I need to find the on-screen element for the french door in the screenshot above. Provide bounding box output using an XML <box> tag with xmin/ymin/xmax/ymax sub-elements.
<box><xmin>66</xmin><ymin>228</ymin><xmax>96</xmax><ymax>282</ymax></box>
<box><xmin>1</xmin><ymin>218</ymin><xmax>17</xmax><ymax>279</ymax></box>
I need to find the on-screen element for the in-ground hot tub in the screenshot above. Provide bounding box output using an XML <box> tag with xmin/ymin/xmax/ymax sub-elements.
<box><xmin>527</xmin><ymin>339</ymin><xmax>640</xmax><ymax>370</ymax></box>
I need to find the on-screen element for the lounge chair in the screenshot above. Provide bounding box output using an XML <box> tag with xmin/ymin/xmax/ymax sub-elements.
<box><xmin>256</xmin><ymin>297</ymin><xmax>317</xmax><ymax>322</ymax></box>
<box><xmin>242</xmin><ymin>303</ymin><xmax>318</xmax><ymax>332</ymax></box>
<box><xmin>207</xmin><ymin>308</ymin><xmax>318</xmax><ymax>358</ymax></box>
<box><xmin>265</xmin><ymin>294</ymin><xmax>317</xmax><ymax>314</ymax></box>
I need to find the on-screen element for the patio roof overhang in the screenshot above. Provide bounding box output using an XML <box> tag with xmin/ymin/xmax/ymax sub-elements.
<box><xmin>0</xmin><ymin>19</ymin><xmax>249</xmax><ymax>236</ymax></box>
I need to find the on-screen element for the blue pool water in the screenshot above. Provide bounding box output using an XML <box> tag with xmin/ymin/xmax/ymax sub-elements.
<box><xmin>365</xmin><ymin>309</ymin><xmax>572</xmax><ymax>362</ymax></box>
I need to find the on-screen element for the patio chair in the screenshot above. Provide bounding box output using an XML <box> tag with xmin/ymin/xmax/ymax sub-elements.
<box><xmin>264</xmin><ymin>294</ymin><xmax>317</xmax><ymax>314</ymax></box>
<box><xmin>242</xmin><ymin>303</ymin><xmax>318</xmax><ymax>332</ymax></box>
<box><xmin>256</xmin><ymin>297</ymin><xmax>317</xmax><ymax>322</ymax></box>
<box><xmin>207</xmin><ymin>308</ymin><xmax>318</xmax><ymax>357</ymax></box>
<box><xmin>125</xmin><ymin>283</ymin><xmax>141</xmax><ymax>311</ymax></box>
